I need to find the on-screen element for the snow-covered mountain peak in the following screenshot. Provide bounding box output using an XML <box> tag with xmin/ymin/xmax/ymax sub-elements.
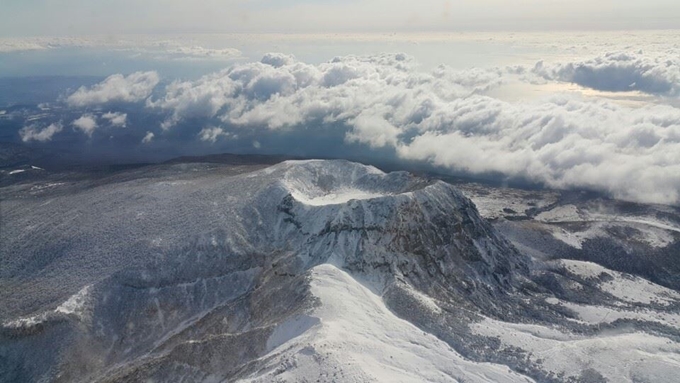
<box><xmin>242</xmin><ymin>160</ymin><xmax>529</xmax><ymax>300</ymax></box>
<box><xmin>276</xmin><ymin>159</ymin><xmax>431</xmax><ymax>207</ymax></box>
<box><xmin>9</xmin><ymin>158</ymin><xmax>676</xmax><ymax>382</ymax></box>
<box><xmin>281</xmin><ymin>160</ymin><xmax>391</xmax><ymax>206</ymax></box>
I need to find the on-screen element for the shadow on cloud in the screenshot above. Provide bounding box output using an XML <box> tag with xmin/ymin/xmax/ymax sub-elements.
<box><xmin>532</xmin><ymin>51</ymin><xmax>680</xmax><ymax>96</ymax></box>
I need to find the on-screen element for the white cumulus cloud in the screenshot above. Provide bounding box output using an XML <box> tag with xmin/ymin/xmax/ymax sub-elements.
<box><xmin>66</xmin><ymin>71</ymin><xmax>160</xmax><ymax>107</ymax></box>
<box><xmin>19</xmin><ymin>123</ymin><xmax>63</xmax><ymax>142</ymax></box>
<box><xmin>198</xmin><ymin>126</ymin><xmax>232</xmax><ymax>143</ymax></box>
<box><xmin>102</xmin><ymin>112</ymin><xmax>127</xmax><ymax>127</ymax></box>
<box><xmin>141</xmin><ymin>131</ymin><xmax>155</xmax><ymax>144</ymax></box>
<box><xmin>72</xmin><ymin>114</ymin><xmax>98</xmax><ymax>136</ymax></box>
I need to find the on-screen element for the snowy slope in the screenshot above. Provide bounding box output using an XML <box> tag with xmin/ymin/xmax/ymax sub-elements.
<box><xmin>471</xmin><ymin>316</ymin><xmax>680</xmax><ymax>383</ymax></box>
<box><xmin>559</xmin><ymin>260</ymin><xmax>680</xmax><ymax>306</ymax></box>
<box><xmin>535</xmin><ymin>205</ymin><xmax>679</xmax><ymax>249</ymax></box>
<box><xmin>240</xmin><ymin>264</ymin><xmax>534</xmax><ymax>383</ymax></box>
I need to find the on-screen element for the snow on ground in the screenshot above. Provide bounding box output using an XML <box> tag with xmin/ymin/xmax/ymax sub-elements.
<box><xmin>471</xmin><ymin>316</ymin><xmax>680</xmax><ymax>383</ymax></box>
<box><xmin>554</xmin><ymin>299</ymin><xmax>680</xmax><ymax>328</ymax></box>
<box><xmin>289</xmin><ymin>188</ymin><xmax>387</xmax><ymax>206</ymax></box>
<box><xmin>281</xmin><ymin>160</ymin><xmax>389</xmax><ymax>206</ymax></box>
<box><xmin>3</xmin><ymin>312</ymin><xmax>51</xmax><ymax>329</ymax></box>
<box><xmin>560</xmin><ymin>260</ymin><xmax>680</xmax><ymax>306</ymax></box>
<box><xmin>464</xmin><ymin>246</ymin><xmax>680</xmax><ymax>382</ymax></box>
<box><xmin>548</xmin><ymin>223</ymin><xmax>608</xmax><ymax>250</ymax></box>
<box><xmin>30</xmin><ymin>182</ymin><xmax>65</xmax><ymax>192</ymax></box>
<box><xmin>3</xmin><ymin>285</ymin><xmax>93</xmax><ymax>328</ymax></box>
<box><xmin>592</xmin><ymin>215</ymin><xmax>680</xmax><ymax>234</ymax></box>
<box><xmin>458</xmin><ymin>184</ymin><xmax>559</xmax><ymax>220</ymax></box>
<box><xmin>55</xmin><ymin>285</ymin><xmax>92</xmax><ymax>318</ymax></box>
<box><xmin>628</xmin><ymin>224</ymin><xmax>677</xmax><ymax>248</ymax></box>
<box><xmin>240</xmin><ymin>264</ymin><xmax>534</xmax><ymax>383</ymax></box>
<box><xmin>533</xmin><ymin>204</ymin><xmax>678</xmax><ymax>249</ymax></box>
<box><xmin>401</xmin><ymin>283</ymin><xmax>442</xmax><ymax>314</ymax></box>
<box><xmin>8</xmin><ymin>169</ymin><xmax>26</xmax><ymax>175</ymax></box>
<box><xmin>548</xmin><ymin>221</ymin><xmax>675</xmax><ymax>249</ymax></box>
<box><xmin>536</xmin><ymin>205</ymin><xmax>680</xmax><ymax>236</ymax></box>
<box><xmin>535</xmin><ymin>205</ymin><xmax>582</xmax><ymax>222</ymax></box>
<box><xmin>543</xmin><ymin>264</ymin><xmax>680</xmax><ymax>328</ymax></box>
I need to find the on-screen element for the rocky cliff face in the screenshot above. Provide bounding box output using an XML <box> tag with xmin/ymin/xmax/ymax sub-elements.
<box><xmin>254</xmin><ymin>160</ymin><xmax>529</xmax><ymax>296</ymax></box>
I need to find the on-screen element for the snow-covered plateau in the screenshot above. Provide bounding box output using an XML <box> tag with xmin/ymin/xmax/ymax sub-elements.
<box><xmin>1</xmin><ymin>158</ymin><xmax>679</xmax><ymax>383</ymax></box>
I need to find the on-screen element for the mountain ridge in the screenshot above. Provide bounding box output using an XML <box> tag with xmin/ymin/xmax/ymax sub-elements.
<box><xmin>2</xmin><ymin>159</ymin><xmax>679</xmax><ymax>383</ymax></box>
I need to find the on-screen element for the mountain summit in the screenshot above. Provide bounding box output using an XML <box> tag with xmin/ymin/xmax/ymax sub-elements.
<box><xmin>2</xmin><ymin>159</ymin><xmax>679</xmax><ymax>383</ymax></box>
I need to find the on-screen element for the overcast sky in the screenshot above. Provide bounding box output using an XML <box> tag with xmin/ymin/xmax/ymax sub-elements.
<box><xmin>3</xmin><ymin>0</ymin><xmax>680</xmax><ymax>36</ymax></box>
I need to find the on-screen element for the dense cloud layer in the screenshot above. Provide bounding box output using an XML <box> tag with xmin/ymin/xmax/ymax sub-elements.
<box><xmin>396</xmin><ymin>96</ymin><xmax>680</xmax><ymax>204</ymax></box>
<box><xmin>147</xmin><ymin>53</ymin><xmax>503</xmax><ymax>130</ymax></box>
<box><xmin>533</xmin><ymin>51</ymin><xmax>680</xmax><ymax>96</ymax></box>
<box><xmin>53</xmin><ymin>53</ymin><xmax>680</xmax><ymax>205</ymax></box>
<box><xmin>66</xmin><ymin>71</ymin><xmax>160</xmax><ymax>107</ymax></box>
